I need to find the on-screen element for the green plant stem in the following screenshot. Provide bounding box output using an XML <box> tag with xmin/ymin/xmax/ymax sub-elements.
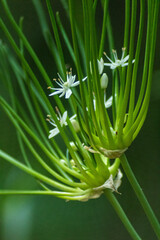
<box><xmin>105</xmin><ymin>190</ymin><xmax>141</xmax><ymax>240</ymax></box>
<box><xmin>120</xmin><ymin>154</ymin><xmax>160</xmax><ymax>239</ymax></box>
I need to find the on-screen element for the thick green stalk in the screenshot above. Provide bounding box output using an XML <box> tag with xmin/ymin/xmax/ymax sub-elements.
<box><xmin>120</xmin><ymin>154</ymin><xmax>160</xmax><ymax>239</ymax></box>
<box><xmin>105</xmin><ymin>190</ymin><xmax>141</xmax><ymax>240</ymax></box>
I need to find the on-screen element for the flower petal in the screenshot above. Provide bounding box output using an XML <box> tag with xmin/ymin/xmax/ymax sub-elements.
<box><xmin>70</xmin><ymin>114</ymin><xmax>77</xmax><ymax>121</ymax></box>
<box><xmin>82</xmin><ymin>76</ymin><xmax>87</xmax><ymax>81</ymax></box>
<box><xmin>104</xmin><ymin>63</ymin><xmax>113</xmax><ymax>67</ymax></box>
<box><xmin>61</xmin><ymin>111</ymin><xmax>68</xmax><ymax>125</ymax></box>
<box><xmin>71</xmin><ymin>80</ymin><xmax>80</xmax><ymax>87</ymax></box>
<box><xmin>69</xmin><ymin>75</ymin><xmax>76</xmax><ymax>85</ymax></box>
<box><xmin>98</xmin><ymin>58</ymin><xmax>104</xmax><ymax>74</ymax></box>
<box><xmin>122</xmin><ymin>55</ymin><xmax>129</xmax><ymax>63</ymax></box>
<box><xmin>59</xmin><ymin>91</ymin><xmax>66</xmax><ymax>98</ymax></box>
<box><xmin>48</xmin><ymin>128</ymin><xmax>59</xmax><ymax>138</ymax></box>
<box><xmin>65</xmin><ymin>89</ymin><xmax>72</xmax><ymax>99</ymax></box>
<box><xmin>105</xmin><ymin>96</ymin><xmax>113</xmax><ymax>108</ymax></box>
<box><xmin>49</xmin><ymin>89</ymin><xmax>63</xmax><ymax>96</ymax></box>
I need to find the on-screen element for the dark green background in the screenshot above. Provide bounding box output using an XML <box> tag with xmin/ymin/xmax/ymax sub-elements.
<box><xmin>0</xmin><ymin>1</ymin><xmax>160</xmax><ymax>239</ymax></box>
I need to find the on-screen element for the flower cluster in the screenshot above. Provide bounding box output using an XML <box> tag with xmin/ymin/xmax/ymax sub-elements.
<box><xmin>48</xmin><ymin>48</ymin><xmax>135</xmax><ymax>144</ymax></box>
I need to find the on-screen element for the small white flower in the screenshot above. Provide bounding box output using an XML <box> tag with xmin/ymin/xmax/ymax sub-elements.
<box><xmin>97</xmin><ymin>58</ymin><xmax>104</xmax><ymax>74</ymax></box>
<box><xmin>49</xmin><ymin>70</ymin><xmax>87</xmax><ymax>99</ymax></box>
<box><xmin>104</xmin><ymin>48</ymin><xmax>135</xmax><ymax>69</ymax></box>
<box><xmin>48</xmin><ymin>111</ymin><xmax>76</xmax><ymax>139</ymax></box>
<box><xmin>90</xmin><ymin>58</ymin><xmax>104</xmax><ymax>75</ymax></box>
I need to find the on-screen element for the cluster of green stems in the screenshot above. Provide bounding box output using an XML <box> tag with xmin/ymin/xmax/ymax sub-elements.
<box><xmin>0</xmin><ymin>0</ymin><xmax>160</xmax><ymax>239</ymax></box>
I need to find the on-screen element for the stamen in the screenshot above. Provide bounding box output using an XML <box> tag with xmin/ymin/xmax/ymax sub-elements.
<box><xmin>103</xmin><ymin>51</ymin><xmax>107</xmax><ymax>57</ymax></box>
<box><xmin>55</xmin><ymin>106</ymin><xmax>59</xmax><ymax>114</ymax></box>
<box><xmin>112</xmin><ymin>49</ymin><xmax>118</xmax><ymax>61</ymax></box>
<box><xmin>121</xmin><ymin>47</ymin><xmax>126</xmax><ymax>60</ymax></box>
<box><xmin>57</xmin><ymin>73</ymin><xmax>64</xmax><ymax>84</ymax></box>
<box><xmin>55</xmin><ymin>106</ymin><xmax>61</xmax><ymax>119</ymax></box>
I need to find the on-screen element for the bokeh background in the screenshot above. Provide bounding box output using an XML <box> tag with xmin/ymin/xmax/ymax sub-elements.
<box><xmin>0</xmin><ymin>1</ymin><xmax>160</xmax><ymax>239</ymax></box>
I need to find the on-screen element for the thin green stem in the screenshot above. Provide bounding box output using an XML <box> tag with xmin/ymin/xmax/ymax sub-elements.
<box><xmin>99</xmin><ymin>0</ymin><xmax>109</xmax><ymax>58</ymax></box>
<box><xmin>0</xmin><ymin>189</ymin><xmax>92</xmax><ymax>201</ymax></box>
<box><xmin>105</xmin><ymin>190</ymin><xmax>141</xmax><ymax>240</ymax></box>
<box><xmin>56</xmin><ymin>12</ymin><xmax>76</xmax><ymax>64</ymax></box>
<box><xmin>120</xmin><ymin>154</ymin><xmax>160</xmax><ymax>239</ymax></box>
<box><xmin>125</xmin><ymin>0</ymin><xmax>145</xmax><ymax>132</ymax></box>
<box><xmin>46</xmin><ymin>0</ymin><xmax>66</xmax><ymax>78</ymax></box>
<box><xmin>117</xmin><ymin>0</ymin><xmax>137</xmax><ymax>140</ymax></box>
<box><xmin>0</xmin><ymin>150</ymin><xmax>79</xmax><ymax>192</ymax></box>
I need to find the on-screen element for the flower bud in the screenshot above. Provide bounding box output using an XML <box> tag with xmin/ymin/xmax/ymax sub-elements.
<box><xmin>100</xmin><ymin>73</ymin><xmax>108</xmax><ymax>89</ymax></box>
<box><xmin>60</xmin><ymin>159</ymin><xmax>67</xmax><ymax>165</ymax></box>
<box><xmin>90</xmin><ymin>58</ymin><xmax>104</xmax><ymax>75</ymax></box>
<box><xmin>70</xmin><ymin>141</ymin><xmax>78</xmax><ymax>151</ymax></box>
<box><xmin>71</xmin><ymin>119</ymin><xmax>80</xmax><ymax>132</ymax></box>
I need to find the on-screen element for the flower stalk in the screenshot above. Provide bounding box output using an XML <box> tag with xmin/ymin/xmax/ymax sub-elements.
<box><xmin>120</xmin><ymin>154</ymin><xmax>160</xmax><ymax>239</ymax></box>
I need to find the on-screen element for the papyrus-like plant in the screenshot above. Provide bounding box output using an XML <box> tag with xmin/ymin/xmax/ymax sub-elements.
<box><xmin>0</xmin><ymin>0</ymin><xmax>160</xmax><ymax>239</ymax></box>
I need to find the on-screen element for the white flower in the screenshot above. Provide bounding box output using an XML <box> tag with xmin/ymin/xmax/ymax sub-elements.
<box><xmin>48</xmin><ymin>111</ymin><xmax>76</xmax><ymax>139</ymax></box>
<box><xmin>104</xmin><ymin>48</ymin><xmax>135</xmax><ymax>69</ymax></box>
<box><xmin>97</xmin><ymin>58</ymin><xmax>104</xmax><ymax>74</ymax></box>
<box><xmin>48</xmin><ymin>70</ymin><xmax>87</xmax><ymax>99</ymax></box>
<box><xmin>90</xmin><ymin>58</ymin><xmax>104</xmax><ymax>75</ymax></box>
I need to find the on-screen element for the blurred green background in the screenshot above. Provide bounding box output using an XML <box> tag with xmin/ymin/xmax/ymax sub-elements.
<box><xmin>0</xmin><ymin>1</ymin><xmax>160</xmax><ymax>239</ymax></box>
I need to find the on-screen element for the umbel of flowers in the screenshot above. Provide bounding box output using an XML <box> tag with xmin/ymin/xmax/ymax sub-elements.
<box><xmin>0</xmin><ymin>0</ymin><xmax>159</xmax><ymax>204</ymax></box>
<box><xmin>1</xmin><ymin>0</ymin><xmax>160</xmax><ymax>238</ymax></box>
<box><xmin>47</xmin><ymin>48</ymin><xmax>134</xmax><ymax>160</ymax></box>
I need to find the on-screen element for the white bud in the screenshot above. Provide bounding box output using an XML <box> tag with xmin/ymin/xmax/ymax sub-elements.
<box><xmin>70</xmin><ymin>159</ymin><xmax>75</xmax><ymax>166</ymax></box>
<box><xmin>70</xmin><ymin>141</ymin><xmax>78</xmax><ymax>151</ymax></box>
<box><xmin>71</xmin><ymin>119</ymin><xmax>80</xmax><ymax>132</ymax></box>
<box><xmin>100</xmin><ymin>73</ymin><xmax>108</xmax><ymax>89</ymax></box>
<box><xmin>90</xmin><ymin>58</ymin><xmax>104</xmax><ymax>75</ymax></box>
<box><xmin>60</xmin><ymin>159</ymin><xmax>67</xmax><ymax>165</ymax></box>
